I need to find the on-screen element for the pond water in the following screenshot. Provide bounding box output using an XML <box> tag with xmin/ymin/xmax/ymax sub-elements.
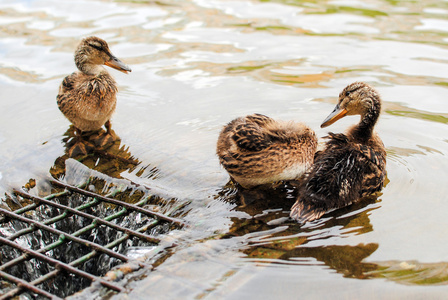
<box><xmin>0</xmin><ymin>0</ymin><xmax>448</xmax><ymax>298</ymax></box>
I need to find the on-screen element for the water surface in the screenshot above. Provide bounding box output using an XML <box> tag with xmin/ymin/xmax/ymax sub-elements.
<box><xmin>0</xmin><ymin>0</ymin><xmax>448</xmax><ymax>298</ymax></box>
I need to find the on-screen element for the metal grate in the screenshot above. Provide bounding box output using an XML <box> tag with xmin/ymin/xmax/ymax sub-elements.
<box><xmin>0</xmin><ymin>175</ymin><xmax>187</xmax><ymax>299</ymax></box>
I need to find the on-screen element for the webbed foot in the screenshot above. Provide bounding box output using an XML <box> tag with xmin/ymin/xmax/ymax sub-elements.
<box><xmin>93</xmin><ymin>130</ymin><xmax>119</xmax><ymax>148</ymax></box>
<box><xmin>92</xmin><ymin>120</ymin><xmax>120</xmax><ymax>148</ymax></box>
<box><xmin>65</xmin><ymin>127</ymin><xmax>95</xmax><ymax>157</ymax></box>
<box><xmin>67</xmin><ymin>140</ymin><xmax>94</xmax><ymax>158</ymax></box>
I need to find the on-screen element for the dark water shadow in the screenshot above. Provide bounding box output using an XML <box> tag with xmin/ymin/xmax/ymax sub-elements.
<box><xmin>217</xmin><ymin>178</ymin><xmax>448</xmax><ymax>285</ymax></box>
<box><xmin>50</xmin><ymin>125</ymin><xmax>146</xmax><ymax>180</ymax></box>
<box><xmin>218</xmin><ymin>181</ymin><xmax>383</xmax><ymax>279</ymax></box>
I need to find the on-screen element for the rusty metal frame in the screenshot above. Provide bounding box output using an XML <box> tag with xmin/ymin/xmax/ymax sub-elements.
<box><xmin>0</xmin><ymin>178</ymin><xmax>186</xmax><ymax>299</ymax></box>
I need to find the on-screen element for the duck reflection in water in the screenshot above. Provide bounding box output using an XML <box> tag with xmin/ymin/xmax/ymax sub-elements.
<box><xmin>57</xmin><ymin>36</ymin><xmax>131</xmax><ymax>158</ymax></box>
<box><xmin>221</xmin><ymin>186</ymin><xmax>383</xmax><ymax>279</ymax></box>
<box><xmin>52</xmin><ymin>125</ymin><xmax>142</xmax><ymax>180</ymax></box>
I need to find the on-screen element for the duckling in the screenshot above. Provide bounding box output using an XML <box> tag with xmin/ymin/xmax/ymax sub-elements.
<box><xmin>57</xmin><ymin>36</ymin><xmax>131</xmax><ymax>157</ymax></box>
<box><xmin>217</xmin><ymin>113</ymin><xmax>317</xmax><ymax>189</ymax></box>
<box><xmin>290</xmin><ymin>82</ymin><xmax>386</xmax><ymax>223</ymax></box>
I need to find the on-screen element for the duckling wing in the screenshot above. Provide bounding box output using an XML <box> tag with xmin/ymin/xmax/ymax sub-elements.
<box><xmin>356</xmin><ymin>144</ymin><xmax>387</xmax><ymax>196</ymax></box>
<box><xmin>232</xmin><ymin>123</ymin><xmax>271</xmax><ymax>152</ymax></box>
<box><xmin>291</xmin><ymin>133</ymin><xmax>385</xmax><ymax>223</ymax></box>
<box><xmin>56</xmin><ymin>72</ymin><xmax>78</xmax><ymax>112</ymax></box>
<box><xmin>58</xmin><ymin>72</ymin><xmax>77</xmax><ymax>96</ymax></box>
<box><xmin>232</xmin><ymin>114</ymin><xmax>273</xmax><ymax>152</ymax></box>
<box><xmin>245</xmin><ymin>113</ymin><xmax>273</xmax><ymax>126</ymax></box>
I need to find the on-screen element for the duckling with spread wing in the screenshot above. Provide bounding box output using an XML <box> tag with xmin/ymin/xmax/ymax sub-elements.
<box><xmin>290</xmin><ymin>82</ymin><xmax>387</xmax><ymax>223</ymax></box>
<box><xmin>57</xmin><ymin>36</ymin><xmax>131</xmax><ymax>156</ymax></box>
<box><xmin>217</xmin><ymin>113</ymin><xmax>317</xmax><ymax>189</ymax></box>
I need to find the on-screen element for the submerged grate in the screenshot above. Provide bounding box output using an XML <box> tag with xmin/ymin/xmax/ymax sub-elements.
<box><xmin>0</xmin><ymin>176</ymin><xmax>187</xmax><ymax>299</ymax></box>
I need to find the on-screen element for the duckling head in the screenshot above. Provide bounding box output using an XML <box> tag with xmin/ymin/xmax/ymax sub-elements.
<box><xmin>74</xmin><ymin>36</ymin><xmax>132</xmax><ymax>76</ymax></box>
<box><xmin>321</xmin><ymin>82</ymin><xmax>381</xmax><ymax>128</ymax></box>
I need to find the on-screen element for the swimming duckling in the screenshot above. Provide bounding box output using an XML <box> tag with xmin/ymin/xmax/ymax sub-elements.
<box><xmin>290</xmin><ymin>82</ymin><xmax>386</xmax><ymax>223</ymax></box>
<box><xmin>57</xmin><ymin>36</ymin><xmax>131</xmax><ymax>157</ymax></box>
<box><xmin>217</xmin><ymin>113</ymin><xmax>317</xmax><ymax>189</ymax></box>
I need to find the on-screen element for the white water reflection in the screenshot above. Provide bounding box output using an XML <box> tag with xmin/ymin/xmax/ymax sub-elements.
<box><xmin>195</xmin><ymin>0</ymin><xmax>304</xmax><ymax>19</ymax></box>
<box><xmin>416</xmin><ymin>18</ymin><xmax>448</xmax><ymax>32</ymax></box>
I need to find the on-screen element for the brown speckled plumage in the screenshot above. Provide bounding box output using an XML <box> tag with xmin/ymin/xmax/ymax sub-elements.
<box><xmin>290</xmin><ymin>82</ymin><xmax>387</xmax><ymax>223</ymax></box>
<box><xmin>217</xmin><ymin>113</ymin><xmax>318</xmax><ymax>189</ymax></box>
<box><xmin>57</xmin><ymin>36</ymin><xmax>131</xmax><ymax>133</ymax></box>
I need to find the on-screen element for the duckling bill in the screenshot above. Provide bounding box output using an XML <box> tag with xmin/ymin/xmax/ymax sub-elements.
<box><xmin>57</xmin><ymin>36</ymin><xmax>131</xmax><ymax>157</ymax></box>
<box><xmin>217</xmin><ymin>113</ymin><xmax>317</xmax><ymax>190</ymax></box>
<box><xmin>290</xmin><ymin>82</ymin><xmax>387</xmax><ymax>223</ymax></box>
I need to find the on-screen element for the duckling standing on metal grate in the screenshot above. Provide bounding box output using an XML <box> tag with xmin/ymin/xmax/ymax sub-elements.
<box><xmin>57</xmin><ymin>36</ymin><xmax>131</xmax><ymax>157</ymax></box>
<box><xmin>290</xmin><ymin>82</ymin><xmax>387</xmax><ymax>223</ymax></box>
<box><xmin>217</xmin><ymin>113</ymin><xmax>318</xmax><ymax>190</ymax></box>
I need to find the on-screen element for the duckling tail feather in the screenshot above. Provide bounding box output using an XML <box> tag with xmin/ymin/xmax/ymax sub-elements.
<box><xmin>290</xmin><ymin>200</ymin><xmax>327</xmax><ymax>223</ymax></box>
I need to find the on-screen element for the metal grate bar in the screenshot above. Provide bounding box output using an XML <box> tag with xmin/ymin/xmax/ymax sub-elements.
<box><xmin>2</xmin><ymin>184</ymin><xmax>91</xmax><ymax>240</ymax></box>
<box><xmin>0</xmin><ymin>207</ymin><xmax>141</xmax><ymax>266</ymax></box>
<box><xmin>5</xmin><ymin>181</ymin><xmax>120</xmax><ymax>243</ymax></box>
<box><xmin>10</xmin><ymin>181</ymin><xmax>88</xmax><ymax>211</ymax></box>
<box><xmin>0</xmin><ymin>236</ymin><xmax>124</xmax><ymax>294</ymax></box>
<box><xmin>4</xmin><ymin>199</ymin><xmax>99</xmax><ymax>242</ymax></box>
<box><xmin>0</xmin><ymin>270</ymin><xmax>62</xmax><ymax>300</ymax></box>
<box><xmin>10</xmin><ymin>189</ymin><xmax>78</xmax><ymax>216</ymax></box>
<box><xmin>50</xmin><ymin>179</ymin><xmax>187</xmax><ymax>226</ymax></box>
<box><xmin>14</xmin><ymin>190</ymin><xmax>161</xmax><ymax>244</ymax></box>
<box><xmin>1</xmin><ymin>193</ymin><xmax>160</xmax><ymax>266</ymax></box>
<box><xmin>0</xmin><ymin>171</ymin><xmax>188</xmax><ymax>299</ymax></box>
<box><xmin>1</xmin><ymin>195</ymin><xmax>165</xmax><ymax>299</ymax></box>
<box><xmin>1</xmin><ymin>198</ymin><xmax>118</xmax><ymax>272</ymax></box>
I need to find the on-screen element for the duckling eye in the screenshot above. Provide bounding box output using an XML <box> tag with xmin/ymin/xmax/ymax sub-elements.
<box><xmin>89</xmin><ymin>43</ymin><xmax>104</xmax><ymax>52</ymax></box>
<box><xmin>345</xmin><ymin>91</ymin><xmax>351</xmax><ymax>97</ymax></box>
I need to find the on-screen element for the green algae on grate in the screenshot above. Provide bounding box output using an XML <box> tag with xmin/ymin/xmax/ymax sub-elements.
<box><xmin>0</xmin><ymin>176</ymin><xmax>186</xmax><ymax>299</ymax></box>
